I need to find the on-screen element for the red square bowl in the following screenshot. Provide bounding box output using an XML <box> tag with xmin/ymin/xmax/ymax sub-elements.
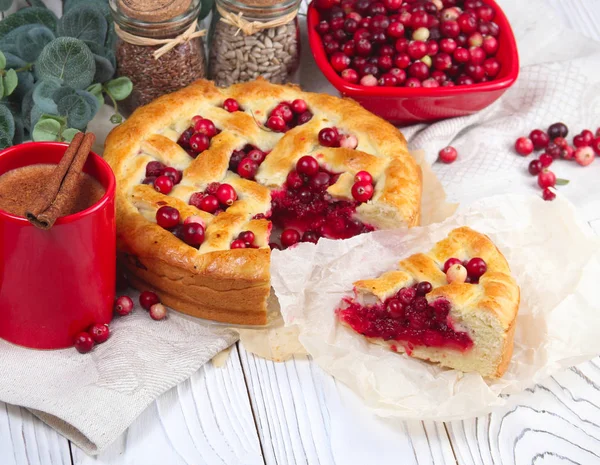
<box><xmin>307</xmin><ymin>0</ymin><xmax>519</xmax><ymax>125</ymax></box>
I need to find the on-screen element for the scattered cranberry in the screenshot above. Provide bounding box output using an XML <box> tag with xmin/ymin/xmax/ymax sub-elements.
<box><xmin>538</xmin><ymin>153</ymin><xmax>553</xmax><ymax>168</ymax></box>
<box><xmin>156</xmin><ymin>206</ymin><xmax>180</xmax><ymax>229</ymax></box>
<box><xmin>537</xmin><ymin>169</ymin><xmax>556</xmax><ymax>189</ymax></box>
<box><xmin>514</xmin><ymin>137</ymin><xmax>534</xmax><ymax>156</ymax></box>
<box><xmin>354</xmin><ymin>170</ymin><xmax>373</xmax><ymax>184</ymax></box>
<box><xmin>529</xmin><ymin>129</ymin><xmax>550</xmax><ymax>150</ymax></box>
<box><xmin>74</xmin><ymin>332</ymin><xmax>94</xmax><ymax>353</ymax></box>
<box><xmin>351</xmin><ymin>180</ymin><xmax>374</xmax><ymax>202</ymax></box>
<box><xmin>238</xmin><ymin>158</ymin><xmax>259</xmax><ymax>179</ymax></box>
<box><xmin>281</xmin><ymin>228</ymin><xmax>301</xmax><ymax>248</ymax></box>
<box><xmin>239</xmin><ymin>230</ymin><xmax>256</xmax><ymax>246</ymax></box>
<box><xmin>223</xmin><ymin>98</ymin><xmax>239</xmax><ymax>112</ymax></box>
<box><xmin>90</xmin><ymin>323</ymin><xmax>110</xmax><ymax>344</ymax></box>
<box><xmin>231</xmin><ymin>239</ymin><xmax>247</xmax><ymax>249</ymax></box>
<box><xmin>416</xmin><ymin>281</ymin><xmax>432</xmax><ymax>295</ymax></box>
<box><xmin>575</xmin><ymin>146</ymin><xmax>594</xmax><ymax>166</ymax></box>
<box><xmin>297</xmin><ymin>155</ymin><xmax>320</xmax><ymax>177</ymax></box>
<box><xmin>199</xmin><ymin>195</ymin><xmax>220</xmax><ymax>213</ymax></box>
<box><xmin>182</xmin><ymin>222</ymin><xmax>205</xmax><ymax>246</ymax></box>
<box><xmin>465</xmin><ymin>257</ymin><xmax>487</xmax><ymax>279</ymax></box>
<box><xmin>318</xmin><ymin>127</ymin><xmax>340</xmax><ymax>147</ymax></box>
<box><xmin>140</xmin><ymin>291</ymin><xmax>160</xmax><ymax>310</ymax></box>
<box><xmin>154</xmin><ymin>175</ymin><xmax>173</xmax><ymax>195</ymax></box>
<box><xmin>114</xmin><ymin>296</ymin><xmax>134</xmax><ymax>316</ymax></box>
<box><xmin>528</xmin><ymin>159</ymin><xmax>542</xmax><ymax>175</ymax></box>
<box><xmin>149</xmin><ymin>303</ymin><xmax>167</xmax><ymax>321</ymax></box>
<box><xmin>446</xmin><ymin>263</ymin><xmax>467</xmax><ymax>284</ymax></box>
<box><xmin>189</xmin><ymin>133</ymin><xmax>210</xmax><ymax>152</ymax></box>
<box><xmin>438</xmin><ymin>146</ymin><xmax>458</xmax><ymax>163</ymax></box>
<box><xmin>216</xmin><ymin>183</ymin><xmax>237</xmax><ymax>206</ymax></box>
<box><xmin>291</xmin><ymin>99</ymin><xmax>308</xmax><ymax>114</ymax></box>
<box><xmin>146</xmin><ymin>161</ymin><xmax>166</xmax><ymax>177</ymax></box>
<box><xmin>547</xmin><ymin>122</ymin><xmax>568</xmax><ymax>139</ymax></box>
<box><xmin>194</xmin><ymin>119</ymin><xmax>217</xmax><ymax>138</ymax></box>
<box><xmin>266</xmin><ymin>115</ymin><xmax>286</xmax><ymax>132</ymax></box>
<box><xmin>542</xmin><ymin>188</ymin><xmax>556</xmax><ymax>201</ymax></box>
<box><xmin>443</xmin><ymin>257</ymin><xmax>462</xmax><ymax>273</ymax></box>
<box><xmin>592</xmin><ymin>137</ymin><xmax>600</xmax><ymax>155</ymax></box>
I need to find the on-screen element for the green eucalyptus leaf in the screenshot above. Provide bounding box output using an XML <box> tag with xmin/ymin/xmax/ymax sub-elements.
<box><xmin>105</xmin><ymin>48</ymin><xmax>116</xmax><ymax>69</ymax></box>
<box><xmin>52</xmin><ymin>85</ymin><xmax>76</xmax><ymax>103</ymax></box>
<box><xmin>93</xmin><ymin>53</ymin><xmax>114</xmax><ymax>83</ymax></box>
<box><xmin>30</xmin><ymin>103</ymin><xmax>46</xmax><ymax>129</ymax></box>
<box><xmin>57</xmin><ymin>93</ymin><xmax>92</xmax><ymax>130</ymax></box>
<box><xmin>0</xmin><ymin>103</ymin><xmax>15</xmax><ymax>141</ymax></box>
<box><xmin>0</xmin><ymin>78</ymin><xmax>4</xmax><ymax>99</ymax></box>
<box><xmin>0</xmin><ymin>7</ymin><xmax>57</xmax><ymax>40</ymax></box>
<box><xmin>62</xmin><ymin>127</ymin><xmax>80</xmax><ymax>142</ymax></box>
<box><xmin>57</xmin><ymin>4</ymin><xmax>107</xmax><ymax>44</ymax></box>
<box><xmin>32</xmin><ymin>78</ymin><xmax>62</xmax><ymax>113</ymax></box>
<box><xmin>39</xmin><ymin>113</ymin><xmax>66</xmax><ymax>124</ymax></box>
<box><xmin>27</xmin><ymin>0</ymin><xmax>48</xmax><ymax>7</ymax></box>
<box><xmin>0</xmin><ymin>24</ymin><xmax>39</xmax><ymax>55</ymax></box>
<box><xmin>12</xmin><ymin>113</ymin><xmax>23</xmax><ymax>145</ymax></box>
<box><xmin>3</xmin><ymin>68</ymin><xmax>17</xmax><ymax>96</ymax></box>
<box><xmin>35</xmin><ymin>37</ymin><xmax>95</xmax><ymax>90</ymax></box>
<box><xmin>15</xmin><ymin>25</ymin><xmax>55</xmax><ymax>62</ymax></box>
<box><xmin>64</xmin><ymin>0</ymin><xmax>110</xmax><ymax>21</ymax></box>
<box><xmin>104</xmin><ymin>77</ymin><xmax>132</xmax><ymax>101</ymax></box>
<box><xmin>105</xmin><ymin>22</ymin><xmax>116</xmax><ymax>50</ymax></box>
<box><xmin>0</xmin><ymin>0</ymin><xmax>14</xmax><ymax>13</ymax></box>
<box><xmin>3</xmin><ymin>51</ymin><xmax>26</xmax><ymax>69</ymax></box>
<box><xmin>76</xmin><ymin>89</ymin><xmax>100</xmax><ymax>117</ymax></box>
<box><xmin>87</xmin><ymin>82</ymin><xmax>104</xmax><ymax>107</ymax></box>
<box><xmin>13</xmin><ymin>70</ymin><xmax>34</xmax><ymax>99</ymax></box>
<box><xmin>0</xmin><ymin>134</ymin><xmax>11</xmax><ymax>149</ymax></box>
<box><xmin>32</xmin><ymin>117</ymin><xmax>61</xmax><ymax>141</ymax></box>
<box><xmin>21</xmin><ymin>88</ymin><xmax>34</xmax><ymax>129</ymax></box>
<box><xmin>0</xmin><ymin>50</ymin><xmax>5</xmax><ymax>70</ymax></box>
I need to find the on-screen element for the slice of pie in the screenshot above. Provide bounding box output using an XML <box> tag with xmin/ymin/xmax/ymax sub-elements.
<box><xmin>336</xmin><ymin>227</ymin><xmax>520</xmax><ymax>378</ymax></box>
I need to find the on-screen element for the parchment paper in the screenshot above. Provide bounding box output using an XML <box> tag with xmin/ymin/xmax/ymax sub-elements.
<box><xmin>269</xmin><ymin>194</ymin><xmax>600</xmax><ymax>420</ymax></box>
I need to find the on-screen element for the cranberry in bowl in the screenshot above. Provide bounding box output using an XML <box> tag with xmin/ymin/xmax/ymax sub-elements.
<box><xmin>308</xmin><ymin>0</ymin><xmax>519</xmax><ymax>125</ymax></box>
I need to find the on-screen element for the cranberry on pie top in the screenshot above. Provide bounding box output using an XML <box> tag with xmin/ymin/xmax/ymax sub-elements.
<box><xmin>104</xmin><ymin>79</ymin><xmax>422</xmax><ymax>325</ymax></box>
<box><xmin>337</xmin><ymin>227</ymin><xmax>520</xmax><ymax>378</ymax></box>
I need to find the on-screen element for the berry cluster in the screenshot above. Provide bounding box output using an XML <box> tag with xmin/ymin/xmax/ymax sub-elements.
<box><xmin>143</xmin><ymin>161</ymin><xmax>183</xmax><ymax>195</ymax></box>
<box><xmin>73</xmin><ymin>323</ymin><xmax>110</xmax><ymax>354</ymax></box>
<box><xmin>156</xmin><ymin>206</ymin><xmax>206</xmax><ymax>247</ymax></box>
<box><xmin>228</xmin><ymin>145</ymin><xmax>268</xmax><ymax>180</ymax></box>
<box><xmin>314</xmin><ymin>0</ymin><xmax>502</xmax><ymax>88</ymax></box>
<box><xmin>516</xmin><ymin>122</ymin><xmax>599</xmax><ymax>201</ymax></box>
<box><xmin>189</xmin><ymin>182</ymin><xmax>238</xmax><ymax>214</ymax></box>
<box><xmin>443</xmin><ymin>256</ymin><xmax>486</xmax><ymax>283</ymax></box>
<box><xmin>265</xmin><ymin>99</ymin><xmax>314</xmax><ymax>132</ymax></box>
<box><xmin>231</xmin><ymin>230</ymin><xmax>258</xmax><ymax>249</ymax></box>
<box><xmin>177</xmin><ymin>116</ymin><xmax>219</xmax><ymax>158</ymax></box>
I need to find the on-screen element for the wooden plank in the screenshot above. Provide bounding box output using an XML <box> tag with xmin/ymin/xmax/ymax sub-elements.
<box><xmin>238</xmin><ymin>345</ymin><xmax>456</xmax><ymax>465</ymax></box>
<box><xmin>71</xmin><ymin>345</ymin><xmax>264</xmax><ymax>465</ymax></box>
<box><xmin>446</xmin><ymin>357</ymin><xmax>600</xmax><ymax>465</ymax></box>
<box><xmin>0</xmin><ymin>402</ymin><xmax>72</xmax><ymax>465</ymax></box>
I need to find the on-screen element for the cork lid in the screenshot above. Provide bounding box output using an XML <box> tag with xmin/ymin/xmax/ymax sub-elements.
<box><xmin>118</xmin><ymin>0</ymin><xmax>193</xmax><ymax>22</ymax></box>
<box><xmin>220</xmin><ymin>0</ymin><xmax>299</xmax><ymax>12</ymax></box>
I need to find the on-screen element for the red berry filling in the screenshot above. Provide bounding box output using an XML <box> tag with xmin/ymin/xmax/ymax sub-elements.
<box><xmin>189</xmin><ymin>182</ymin><xmax>238</xmax><ymax>214</ymax></box>
<box><xmin>443</xmin><ymin>256</ymin><xmax>487</xmax><ymax>283</ymax></box>
<box><xmin>143</xmin><ymin>161</ymin><xmax>183</xmax><ymax>194</ymax></box>
<box><xmin>265</xmin><ymin>100</ymin><xmax>313</xmax><ymax>133</ymax></box>
<box><xmin>338</xmin><ymin>283</ymin><xmax>473</xmax><ymax>351</ymax></box>
<box><xmin>177</xmin><ymin>116</ymin><xmax>219</xmax><ymax>158</ymax></box>
<box><xmin>230</xmin><ymin>230</ymin><xmax>258</xmax><ymax>249</ymax></box>
<box><xmin>155</xmin><ymin>206</ymin><xmax>206</xmax><ymax>248</ymax></box>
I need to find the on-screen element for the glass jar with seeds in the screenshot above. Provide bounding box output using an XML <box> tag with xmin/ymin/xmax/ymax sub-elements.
<box><xmin>208</xmin><ymin>0</ymin><xmax>301</xmax><ymax>87</ymax></box>
<box><xmin>110</xmin><ymin>0</ymin><xmax>207</xmax><ymax>114</ymax></box>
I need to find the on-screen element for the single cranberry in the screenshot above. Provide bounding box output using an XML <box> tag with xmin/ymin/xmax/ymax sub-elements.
<box><xmin>408</xmin><ymin>61</ymin><xmax>429</xmax><ymax>79</ymax></box>
<box><xmin>405</xmin><ymin>77</ymin><xmax>422</xmax><ymax>87</ymax></box>
<box><xmin>198</xmin><ymin>194</ymin><xmax>219</xmax><ymax>213</ymax></box>
<box><xmin>416</xmin><ymin>281</ymin><xmax>433</xmax><ymax>295</ymax></box>
<box><xmin>456</xmin><ymin>75</ymin><xmax>475</xmax><ymax>85</ymax></box>
<box><xmin>281</xmin><ymin>229</ymin><xmax>301</xmax><ymax>248</ymax></box>
<box><xmin>591</xmin><ymin>137</ymin><xmax>600</xmax><ymax>155</ymax></box>
<box><xmin>528</xmin><ymin>159</ymin><xmax>542</xmax><ymax>175</ymax></box>
<box><xmin>439</xmin><ymin>38</ymin><xmax>457</xmax><ymax>54</ymax></box>
<box><xmin>74</xmin><ymin>332</ymin><xmax>94</xmax><ymax>353</ymax></box>
<box><xmin>184</xmin><ymin>215</ymin><xmax>205</xmax><ymax>228</ymax></box>
<box><xmin>439</xmin><ymin>146</ymin><xmax>458</xmax><ymax>163</ymax></box>
<box><xmin>482</xmin><ymin>36</ymin><xmax>498</xmax><ymax>55</ymax></box>
<box><xmin>477</xmin><ymin>5</ymin><xmax>495</xmax><ymax>21</ymax></box>
<box><xmin>297</xmin><ymin>111</ymin><xmax>313</xmax><ymax>125</ymax></box>
<box><xmin>90</xmin><ymin>323</ymin><xmax>110</xmax><ymax>344</ymax></box>
<box><xmin>487</xmin><ymin>21</ymin><xmax>500</xmax><ymax>36</ymax></box>
<box><xmin>426</xmin><ymin>40</ymin><xmax>439</xmax><ymax>56</ymax></box>
<box><xmin>238</xmin><ymin>157</ymin><xmax>259</xmax><ymax>179</ymax></box>
<box><xmin>286</xmin><ymin>170</ymin><xmax>304</xmax><ymax>189</ymax></box>
<box><xmin>548</xmin><ymin>122</ymin><xmax>568</xmax><ymax>139</ymax></box>
<box><xmin>360</xmin><ymin>74</ymin><xmax>378</xmax><ymax>86</ymax></box>
<box><xmin>341</xmin><ymin>68</ymin><xmax>359</xmax><ymax>83</ymax></box>
<box><xmin>466</xmin><ymin>64</ymin><xmax>485</xmax><ymax>81</ymax></box>
<box><xmin>114</xmin><ymin>295</ymin><xmax>134</xmax><ymax>316</ymax></box>
<box><xmin>542</xmin><ymin>188</ymin><xmax>556</xmax><ymax>201</ymax></box>
<box><xmin>140</xmin><ymin>291</ymin><xmax>160</xmax><ymax>310</ymax></box>
<box><xmin>291</xmin><ymin>99</ymin><xmax>308</xmax><ymax>114</ymax></box>
<box><xmin>154</xmin><ymin>175</ymin><xmax>173</xmax><ymax>194</ymax></box>
<box><xmin>394</xmin><ymin>53</ymin><xmax>411</xmax><ymax>69</ymax></box>
<box><xmin>149</xmin><ymin>303</ymin><xmax>167</xmax><ymax>321</ymax></box>
<box><xmin>302</xmin><ymin>231</ymin><xmax>319</xmax><ymax>243</ymax></box>
<box><xmin>407</xmin><ymin>40</ymin><xmax>427</xmax><ymax>60</ymax></box>
<box><xmin>274</xmin><ymin>104</ymin><xmax>294</xmax><ymax>123</ymax></box>
<box><xmin>431</xmin><ymin>70</ymin><xmax>447</xmax><ymax>83</ymax></box>
<box><xmin>453</xmin><ymin>47</ymin><xmax>469</xmax><ymax>63</ymax></box>
<box><xmin>538</xmin><ymin>169</ymin><xmax>556</xmax><ymax>189</ymax></box>
<box><xmin>239</xmin><ymin>230</ymin><xmax>255</xmax><ymax>245</ymax></box>
<box><xmin>330</xmin><ymin>17</ymin><xmax>345</xmax><ymax>31</ymax></box>
<box><xmin>466</xmin><ymin>257</ymin><xmax>487</xmax><ymax>279</ymax></box>
<box><xmin>441</xmin><ymin>6</ymin><xmax>460</xmax><ymax>21</ymax></box>
<box><xmin>190</xmin><ymin>133</ymin><xmax>210</xmax><ymax>153</ymax></box>
<box><xmin>368</xmin><ymin>2</ymin><xmax>386</xmax><ymax>16</ymax></box>
<box><xmin>528</xmin><ymin>129</ymin><xmax>549</xmax><ymax>150</ymax></box>
<box><xmin>193</xmin><ymin>119</ymin><xmax>217</xmax><ymax>138</ymax></box>
<box><xmin>231</xmin><ymin>239</ymin><xmax>247</xmax><ymax>249</ymax></box>
<box><xmin>351</xmin><ymin>180</ymin><xmax>374</xmax><ymax>202</ymax></box>
<box><xmin>310</xmin><ymin>171</ymin><xmax>332</xmax><ymax>190</ymax></box>
<box><xmin>457</xmin><ymin>12</ymin><xmax>478</xmax><ymax>33</ymax></box>
<box><xmin>580</xmin><ymin>129</ymin><xmax>594</xmax><ymax>144</ymax></box>
<box><xmin>387</xmin><ymin>21</ymin><xmax>405</xmax><ymax>38</ymax></box>
<box><xmin>318</xmin><ymin>127</ymin><xmax>340</xmax><ymax>147</ymax></box>
<box><xmin>316</xmin><ymin>20</ymin><xmax>330</xmax><ymax>36</ymax></box>
<box><xmin>440</xmin><ymin>20</ymin><xmax>460</xmax><ymax>38</ymax></box>
<box><xmin>296</xmin><ymin>155</ymin><xmax>320</xmax><ymax>177</ymax></box>
<box><xmin>146</xmin><ymin>161</ymin><xmax>166</xmax><ymax>177</ymax></box>
<box><xmin>355</xmin><ymin>38</ymin><xmax>373</xmax><ymax>56</ymax></box>
<box><xmin>515</xmin><ymin>137</ymin><xmax>534</xmax><ymax>156</ymax></box>
<box><xmin>182</xmin><ymin>222</ymin><xmax>205</xmax><ymax>246</ymax></box>
<box><xmin>344</xmin><ymin>18</ymin><xmax>359</xmax><ymax>34</ymax></box>
<box><xmin>160</xmin><ymin>167</ymin><xmax>181</xmax><ymax>185</ymax></box>
<box><xmin>177</xmin><ymin>128</ymin><xmax>194</xmax><ymax>147</ymax></box>
<box><xmin>156</xmin><ymin>206</ymin><xmax>180</xmax><ymax>229</ymax></box>
<box><xmin>266</xmin><ymin>115</ymin><xmax>286</xmax><ymax>132</ymax></box>
<box><xmin>483</xmin><ymin>58</ymin><xmax>501</xmax><ymax>78</ymax></box>
<box><xmin>394</xmin><ymin>37</ymin><xmax>409</xmax><ymax>53</ymax></box>
<box><xmin>354</xmin><ymin>170</ymin><xmax>373</xmax><ymax>184</ymax></box>
<box><xmin>539</xmin><ymin>153</ymin><xmax>553</xmax><ymax>167</ymax></box>
<box><xmin>573</xmin><ymin>134</ymin><xmax>588</xmax><ymax>148</ymax></box>
<box><xmin>398</xmin><ymin>287</ymin><xmax>416</xmax><ymax>305</ymax></box>
<box><xmin>386</xmin><ymin>298</ymin><xmax>404</xmax><ymax>318</ymax></box>
<box><xmin>575</xmin><ymin>146</ymin><xmax>594</xmax><ymax>166</ymax></box>
<box><xmin>433</xmin><ymin>53</ymin><xmax>452</xmax><ymax>70</ymax></box>
<box><xmin>443</xmin><ymin>257</ymin><xmax>462</xmax><ymax>273</ymax></box>
<box><xmin>324</xmin><ymin>40</ymin><xmax>340</xmax><ymax>55</ymax></box>
<box><xmin>378</xmin><ymin>74</ymin><xmax>398</xmax><ymax>86</ymax></box>
<box><xmin>545</xmin><ymin>142</ymin><xmax>562</xmax><ymax>159</ymax></box>
<box><xmin>383</xmin><ymin>0</ymin><xmax>402</xmax><ymax>10</ymax></box>
<box><xmin>455</xmin><ymin>33</ymin><xmax>468</xmax><ymax>47</ymax></box>
<box><xmin>378</xmin><ymin>55</ymin><xmax>394</xmax><ymax>71</ymax></box>
<box><xmin>468</xmin><ymin>46</ymin><xmax>485</xmax><ymax>65</ymax></box>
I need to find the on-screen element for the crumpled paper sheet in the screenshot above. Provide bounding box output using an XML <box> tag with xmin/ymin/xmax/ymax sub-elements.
<box><xmin>235</xmin><ymin>150</ymin><xmax>458</xmax><ymax>361</ymax></box>
<box><xmin>269</xmin><ymin>194</ymin><xmax>600</xmax><ymax>420</ymax></box>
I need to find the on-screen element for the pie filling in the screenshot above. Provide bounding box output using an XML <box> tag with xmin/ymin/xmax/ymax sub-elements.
<box><xmin>337</xmin><ymin>283</ymin><xmax>473</xmax><ymax>352</ymax></box>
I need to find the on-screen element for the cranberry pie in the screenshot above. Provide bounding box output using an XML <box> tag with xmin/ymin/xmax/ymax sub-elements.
<box><xmin>104</xmin><ymin>79</ymin><xmax>421</xmax><ymax>325</ymax></box>
<box><xmin>337</xmin><ymin>227</ymin><xmax>519</xmax><ymax>378</ymax></box>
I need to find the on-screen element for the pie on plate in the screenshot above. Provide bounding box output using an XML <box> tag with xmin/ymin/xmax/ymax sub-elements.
<box><xmin>104</xmin><ymin>79</ymin><xmax>422</xmax><ymax>325</ymax></box>
<box><xmin>337</xmin><ymin>227</ymin><xmax>520</xmax><ymax>378</ymax></box>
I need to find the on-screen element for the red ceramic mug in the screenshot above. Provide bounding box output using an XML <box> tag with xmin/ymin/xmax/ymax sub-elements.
<box><xmin>0</xmin><ymin>142</ymin><xmax>116</xmax><ymax>349</ymax></box>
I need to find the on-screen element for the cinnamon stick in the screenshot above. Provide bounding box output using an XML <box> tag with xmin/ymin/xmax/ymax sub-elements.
<box><xmin>26</xmin><ymin>132</ymin><xmax>96</xmax><ymax>230</ymax></box>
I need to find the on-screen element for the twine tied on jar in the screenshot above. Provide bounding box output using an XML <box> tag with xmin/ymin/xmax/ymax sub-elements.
<box><xmin>215</xmin><ymin>4</ymin><xmax>298</xmax><ymax>36</ymax></box>
<box><xmin>114</xmin><ymin>19</ymin><xmax>207</xmax><ymax>59</ymax></box>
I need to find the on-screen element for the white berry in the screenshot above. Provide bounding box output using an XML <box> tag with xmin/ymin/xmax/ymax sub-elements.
<box><xmin>446</xmin><ymin>264</ymin><xmax>467</xmax><ymax>284</ymax></box>
<box><xmin>150</xmin><ymin>303</ymin><xmax>167</xmax><ymax>320</ymax></box>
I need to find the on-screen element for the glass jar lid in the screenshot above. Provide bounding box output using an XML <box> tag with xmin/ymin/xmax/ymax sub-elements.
<box><xmin>216</xmin><ymin>0</ymin><xmax>300</xmax><ymax>22</ymax></box>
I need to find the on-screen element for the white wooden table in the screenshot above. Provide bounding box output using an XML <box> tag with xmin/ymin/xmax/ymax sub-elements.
<box><xmin>2</xmin><ymin>1</ymin><xmax>600</xmax><ymax>464</ymax></box>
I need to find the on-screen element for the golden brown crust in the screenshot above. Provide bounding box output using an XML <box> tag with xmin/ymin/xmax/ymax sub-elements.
<box><xmin>351</xmin><ymin>227</ymin><xmax>520</xmax><ymax>378</ymax></box>
<box><xmin>105</xmin><ymin>78</ymin><xmax>422</xmax><ymax>324</ymax></box>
